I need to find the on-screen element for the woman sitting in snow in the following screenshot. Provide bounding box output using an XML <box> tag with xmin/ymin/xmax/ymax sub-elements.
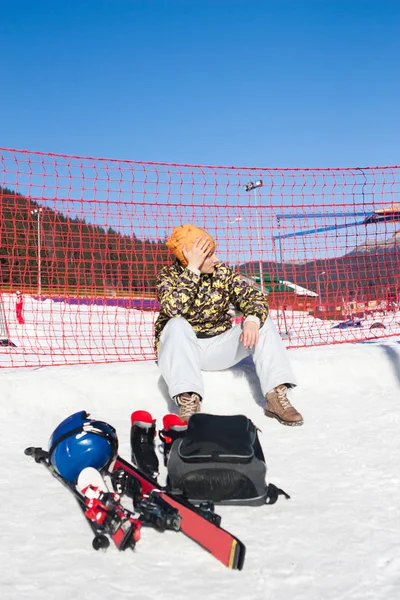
<box><xmin>154</xmin><ymin>223</ymin><xmax>303</xmax><ymax>426</ymax></box>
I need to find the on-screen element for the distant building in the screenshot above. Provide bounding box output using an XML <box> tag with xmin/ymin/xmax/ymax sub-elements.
<box><xmin>241</xmin><ymin>273</ymin><xmax>317</xmax><ymax>297</ymax></box>
<box><xmin>240</xmin><ymin>273</ymin><xmax>318</xmax><ymax>313</ymax></box>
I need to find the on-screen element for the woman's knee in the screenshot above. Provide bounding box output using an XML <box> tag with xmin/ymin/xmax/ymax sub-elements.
<box><xmin>164</xmin><ymin>316</ymin><xmax>190</xmax><ymax>330</ymax></box>
<box><xmin>258</xmin><ymin>315</ymin><xmax>280</xmax><ymax>342</ymax></box>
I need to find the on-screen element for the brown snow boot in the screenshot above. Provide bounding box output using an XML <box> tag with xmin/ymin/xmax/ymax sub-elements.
<box><xmin>175</xmin><ymin>392</ymin><xmax>202</xmax><ymax>421</ymax></box>
<box><xmin>264</xmin><ymin>385</ymin><xmax>304</xmax><ymax>426</ymax></box>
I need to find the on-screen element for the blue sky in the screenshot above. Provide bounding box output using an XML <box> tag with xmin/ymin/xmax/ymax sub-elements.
<box><xmin>1</xmin><ymin>0</ymin><xmax>400</xmax><ymax>168</ymax></box>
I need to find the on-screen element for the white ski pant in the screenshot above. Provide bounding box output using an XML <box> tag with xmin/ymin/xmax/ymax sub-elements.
<box><xmin>157</xmin><ymin>316</ymin><xmax>297</xmax><ymax>400</ymax></box>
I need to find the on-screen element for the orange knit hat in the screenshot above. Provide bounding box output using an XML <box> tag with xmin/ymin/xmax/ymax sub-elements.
<box><xmin>166</xmin><ymin>224</ymin><xmax>216</xmax><ymax>267</ymax></box>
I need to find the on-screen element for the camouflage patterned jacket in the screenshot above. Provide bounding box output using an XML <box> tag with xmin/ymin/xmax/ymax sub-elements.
<box><xmin>154</xmin><ymin>261</ymin><xmax>269</xmax><ymax>353</ymax></box>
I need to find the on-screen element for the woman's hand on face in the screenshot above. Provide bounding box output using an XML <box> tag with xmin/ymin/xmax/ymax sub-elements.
<box><xmin>183</xmin><ymin>236</ymin><xmax>212</xmax><ymax>270</ymax></box>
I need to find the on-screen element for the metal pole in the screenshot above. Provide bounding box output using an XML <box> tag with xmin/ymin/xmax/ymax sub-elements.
<box><xmin>37</xmin><ymin>210</ymin><xmax>41</xmax><ymax>297</ymax></box>
<box><xmin>244</xmin><ymin>180</ymin><xmax>264</xmax><ymax>293</ymax></box>
<box><xmin>275</xmin><ymin>218</ymin><xmax>281</xmax><ymax>332</ymax></box>
<box><xmin>276</xmin><ymin>217</ymin><xmax>284</xmax><ymax>273</ymax></box>
<box><xmin>317</xmin><ymin>271</ymin><xmax>325</xmax><ymax>302</ymax></box>
<box><xmin>276</xmin><ymin>216</ymin><xmax>289</xmax><ymax>336</ymax></box>
<box><xmin>31</xmin><ymin>209</ymin><xmax>42</xmax><ymax>297</ymax></box>
<box><xmin>254</xmin><ymin>188</ymin><xmax>264</xmax><ymax>295</ymax></box>
<box><xmin>316</xmin><ymin>271</ymin><xmax>326</xmax><ymax>319</ymax></box>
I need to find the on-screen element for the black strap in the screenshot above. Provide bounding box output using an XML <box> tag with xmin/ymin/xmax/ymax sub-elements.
<box><xmin>48</xmin><ymin>425</ymin><xmax>86</xmax><ymax>461</ymax></box>
<box><xmin>48</xmin><ymin>420</ymin><xmax>116</xmax><ymax>461</ymax></box>
<box><xmin>265</xmin><ymin>483</ymin><xmax>291</xmax><ymax>505</ymax></box>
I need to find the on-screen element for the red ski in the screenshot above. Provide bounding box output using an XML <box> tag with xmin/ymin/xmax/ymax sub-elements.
<box><xmin>109</xmin><ymin>455</ymin><xmax>246</xmax><ymax>570</ymax></box>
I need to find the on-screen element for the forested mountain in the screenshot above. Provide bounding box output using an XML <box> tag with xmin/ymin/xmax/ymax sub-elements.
<box><xmin>1</xmin><ymin>185</ymin><xmax>398</xmax><ymax>301</ymax></box>
<box><xmin>0</xmin><ymin>187</ymin><xmax>169</xmax><ymax>294</ymax></box>
<box><xmin>241</xmin><ymin>236</ymin><xmax>400</xmax><ymax>302</ymax></box>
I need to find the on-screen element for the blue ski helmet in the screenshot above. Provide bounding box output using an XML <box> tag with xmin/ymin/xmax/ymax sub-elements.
<box><xmin>48</xmin><ymin>411</ymin><xmax>118</xmax><ymax>483</ymax></box>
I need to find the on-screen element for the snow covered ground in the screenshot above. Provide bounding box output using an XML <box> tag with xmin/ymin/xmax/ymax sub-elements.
<box><xmin>2</xmin><ymin>292</ymin><xmax>400</xmax><ymax>367</ymax></box>
<box><xmin>1</xmin><ymin>327</ymin><xmax>400</xmax><ymax>599</ymax></box>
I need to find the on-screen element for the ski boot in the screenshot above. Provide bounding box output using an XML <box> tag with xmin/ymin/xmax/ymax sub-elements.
<box><xmin>159</xmin><ymin>413</ymin><xmax>188</xmax><ymax>466</ymax></box>
<box><xmin>130</xmin><ymin>410</ymin><xmax>159</xmax><ymax>479</ymax></box>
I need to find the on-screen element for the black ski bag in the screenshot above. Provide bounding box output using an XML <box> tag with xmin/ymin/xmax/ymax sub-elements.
<box><xmin>167</xmin><ymin>413</ymin><xmax>282</xmax><ymax>506</ymax></box>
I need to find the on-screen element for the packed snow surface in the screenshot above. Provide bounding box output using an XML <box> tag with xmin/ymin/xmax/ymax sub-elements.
<box><xmin>1</xmin><ymin>306</ymin><xmax>399</xmax><ymax>599</ymax></box>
